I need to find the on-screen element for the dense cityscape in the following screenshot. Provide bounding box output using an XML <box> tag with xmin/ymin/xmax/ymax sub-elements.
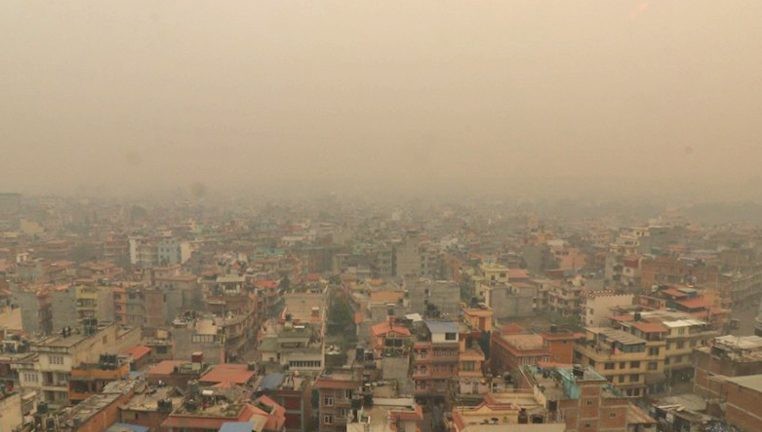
<box><xmin>0</xmin><ymin>193</ymin><xmax>760</xmax><ymax>432</ymax></box>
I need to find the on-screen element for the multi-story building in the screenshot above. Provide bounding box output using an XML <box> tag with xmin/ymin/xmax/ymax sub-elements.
<box><xmin>693</xmin><ymin>335</ymin><xmax>762</xmax><ymax>399</ymax></box>
<box><xmin>573</xmin><ymin>327</ymin><xmax>653</xmax><ymax>397</ymax></box>
<box><xmin>491</xmin><ymin>332</ymin><xmax>549</xmax><ymax>373</ymax></box>
<box><xmin>258</xmin><ymin>372</ymin><xmax>313</xmax><ymax>432</ymax></box>
<box><xmin>314</xmin><ymin>368</ymin><xmax>360</xmax><ymax>432</ymax></box>
<box><xmin>68</xmin><ymin>354</ymin><xmax>130</xmax><ymax>404</ymax></box>
<box><xmin>581</xmin><ymin>291</ymin><xmax>633</xmax><ymax>327</ymax></box>
<box><xmin>520</xmin><ymin>364</ymin><xmax>656</xmax><ymax>432</ymax></box>
<box><xmin>74</xmin><ymin>282</ymin><xmax>114</xmax><ymax>324</ymax></box>
<box><xmin>408</xmin><ymin>279</ymin><xmax>460</xmax><ymax>318</ymax></box>
<box><xmin>13</xmin><ymin>323</ymin><xmax>140</xmax><ymax>407</ymax></box>
<box><xmin>411</xmin><ymin>320</ymin><xmax>461</xmax><ymax>399</ymax></box>
<box><xmin>722</xmin><ymin>374</ymin><xmax>762</xmax><ymax>432</ymax></box>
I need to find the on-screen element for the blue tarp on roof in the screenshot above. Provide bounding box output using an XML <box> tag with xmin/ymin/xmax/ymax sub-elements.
<box><xmin>219</xmin><ymin>422</ymin><xmax>253</xmax><ymax>432</ymax></box>
<box><xmin>260</xmin><ymin>372</ymin><xmax>285</xmax><ymax>390</ymax></box>
<box><xmin>106</xmin><ymin>423</ymin><xmax>149</xmax><ymax>432</ymax></box>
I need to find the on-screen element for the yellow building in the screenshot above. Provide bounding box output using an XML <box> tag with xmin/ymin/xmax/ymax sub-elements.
<box><xmin>574</xmin><ymin>327</ymin><xmax>661</xmax><ymax>397</ymax></box>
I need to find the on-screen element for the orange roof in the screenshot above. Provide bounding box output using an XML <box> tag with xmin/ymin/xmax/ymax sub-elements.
<box><xmin>631</xmin><ymin>321</ymin><xmax>668</xmax><ymax>333</ymax></box>
<box><xmin>369</xmin><ymin>290</ymin><xmax>404</xmax><ymax>304</ymax></box>
<box><xmin>508</xmin><ymin>268</ymin><xmax>529</xmax><ymax>279</ymax></box>
<box><xmin>676</xmin><ymin>297</ymin><xmax>712</xmax><ymax>309</ymax></box>
<box><xmin>122</xmin><ymin>345</ymin><xmax>151</xmax><ymax>361</ymax></box>
<box><xmin>371</xmin><ymin>320</ymin><xmax>411</xmax><ymax>337</ymax></box>
<box><xmin>148</xmin><ymin>360</ymin><xmax>188</xmax><ymax>376</ymax></box>
<box><xmin>200</xmin><ymin>363</ymin><xmax>256</xmax><ymax>385</ymax></box>
<box><xmin>252</xmin><ymin>395</ymin><xmax>286</xmax><ymax>431</ymax></box>
<box><xmin>500</xmin><ymin>323</ymin><xmax>526</xmax><ymax>335</ymax></box>
<box><xmin>255</xmin><ymin>280</ymin><xmax>279</xmax><ymax>290</ymax></box>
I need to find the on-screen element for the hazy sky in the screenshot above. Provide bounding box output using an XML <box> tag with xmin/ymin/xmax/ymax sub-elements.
<box><xmin>2</xmin><ymin>1</ymin><xmax>762</xmax><ymax>197</ymax></box>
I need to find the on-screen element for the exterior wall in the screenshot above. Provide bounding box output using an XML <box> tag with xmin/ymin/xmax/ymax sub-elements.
<box><xmin>491</xmin><ymin>285</ymin><xmax>535</xmax><ymax>319</ymax></box>
<box><xmin>49</xmin><ymin>288</ymin><xmax>77</xmax><ymax>334</ymax></box>
<box><xmin>582</xmin><ymin>294</ymin><xmax>633</xmax><ymax>327</ymax></box>
<box><xmin>724</xmin><ymin>380</ymin><xmax>762</xmax><ymax>432</ymax></box>
<box><xmin>77</xmin><ymin>393</ymin><xmax>133</xmax><ymax>432</ymax></box>
<box><xmin>0</xmin><ymin>392</ymin><xmax>23</xmax><ymax>432</ymax></box>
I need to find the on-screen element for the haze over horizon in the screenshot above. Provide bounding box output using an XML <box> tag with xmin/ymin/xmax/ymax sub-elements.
<box><xmin>2</xmin><ymin>1</ymin><xmax>762</xmax><ymax>199</ymax></box>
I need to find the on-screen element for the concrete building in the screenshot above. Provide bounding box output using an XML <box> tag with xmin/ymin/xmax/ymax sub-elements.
<box><xmin>256</xmin><ymin>373</ymin><xmax>313</xmax><ymax>432</ymax></box>
<box><xmin>491</xmin><ymin>333</ymin><xmax>549</xmax><ymax>373</ymax></box>
<box><xmin>48</xmin><ymin>284</ymin><xmax>77</xmax><ymax>334</ymax></box>
<box><xmin>314</xmin><ymin>368</ymin><xmax>360</xmax><ymax>432</ymax></box>
<box><xmin>582</xmin><ymin>292</ymin><xmax>633</xmax><ymax>327</ymax></box>
<box><xmin>68</xmin><ymin>355</ymin><xmax>131</xmax><ymax>404</ymax></box>
<box><xmin>411</xmin><ymin>321</ymin><xmax>461</xmax><ymax>399</ymax></box>
<box><xmin>489</xmin><ymin>282</ymin><xmax>537</xmax><ymax>319</ymax></box>
<box><xmin>693</xmin><ymin>335</ymin><xmax>762</xmax><ymax>399</ymax></box>
<box><xmin>520</xmin><ymin>365</ymin><xmax>656</xmax><ymax>432</ymax></box>
<box><xmin>407</xmin><ymin>279</ymin><xmax>460</xmax><ymax>318</ymax></box>
<box><xmin>723</xmin><ymin>374</ymin><xmax>762</xmax><ymax>432</ymax></box>
<box><xmin>14</xmin><ymin>323</ymin><xmax>140</xmax><ymax>407</ymax></box>
<box><xmin>574</xmin><ymin>327</ymin><xmax>653</xmax><ymax>397</ymax></box>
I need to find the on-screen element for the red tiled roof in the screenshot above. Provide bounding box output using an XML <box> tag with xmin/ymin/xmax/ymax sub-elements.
<box><xmin>371</xmin><ymin>321</ymin><xmax>411</xmax><ymax>337</ymax></box>
<box><xmin>508</xmin><ymin>268</ymin><xmax>529</xmax><ymax>279</ymax></box>
<box><xmin>255</xmin><ymin>280</ymin><xmax>279</xmax><ymax>290</ymax></box>
<box><xmin>199</xmin><ymin>364</ymin><xmax>256</xmax><ymax>385</ymax></box>
<box><xmin>122</xmin><ymin>345</ymin><xmax>151</xmax><ymax>361</ymax></box>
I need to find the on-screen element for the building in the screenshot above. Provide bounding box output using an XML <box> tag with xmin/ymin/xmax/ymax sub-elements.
<box><xmin>119</xmin><ymin>384</ymin><xmax>184</xmax><ymax>431</ymax></box>
<box><xmin>256</xmin><ymin>372</ymin><xmax>313</xmax><ymax>432</ymax></box>
<box><xmin>573</xmin><ymin>327</ymin><xmax>653</xmax><ymax>397</ymax></box>
<box><xmin>756</xmin><ymin>300</ymin><xmax>762</xmax><ymax>337</ymax></box>
<box><xmin>314</xmin><ymin>368</ymin><xmax>360</xmax><ymax>432</ymax></box>
<box><xmin>369</xmin><ymin>317</ymin><xmax>412</xmax><ymax>358</ymax></box>
<box><xmin>411</xmin><ymin>321</ymin><xmax>461</xmax><ymax>399</ymax></box>
<box><xmin>14</xmin><ymin>323</ymin><xmax>140</xmax><ymax>407</ymax></box>
<box><xmin>521</xmin><ymin>364</ymin><xmax>656</xmax><ymax>432</ymax></box>
<box><xmin>723</xmin><ymin>375</ymin><xmax>762</xmax><ymax>432</ymax></box>
<box><xmin>69</xmin><ymin>355</ymin><xmax>131</xmax><ymax>404</ymax></box>
<box><xmin>541</xmin><ymin>329</ymin><xmax>584</xmax><ymax>364</ymax></box>
<box><xmin>407</xmin><ymin>279</ymin><xmax>460</xmax><ymax>318</ymax></box>
<box><xmin>347</xmin><ymin>397</ymin><xmax>423</xmax><ymax>432</ymax></box>
<box><xmin>491</xmin><ymin>332</ymin><xmax>549</xmax><ymax>374</ymax></box>
<box><xmin>582</xmin><ymin>292</ymin><xmax>633</xmax><ymax>327</ymax></box>
<box><xmin>693</xmin><ymin>335</ymin><xmax>762</xmax><ymax>399</ymax></box>
<box><xmin>161</xmin><ymin>386</ymin><xmax>286</xmax><ymax>432</ymax></box>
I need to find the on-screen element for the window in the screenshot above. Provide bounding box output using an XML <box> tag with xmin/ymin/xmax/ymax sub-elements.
<box><xmin>461</xmin><ymin>361</ymin><xmax>475</xmax><ymax>371</ymax></box>
<box><xmin>619</xmin><ymin>362</ymin><xmax>626</xmax><ymax>369</ymax></box>
<box><xmin>23</xmin><ymin>372</ymin><xmax>38</xmax><ymax>383</ymax></box>
<box><xmin>604</xmin><ymin>363</ymin><xmax>614</xmax><ymax>370</ymax></box>
<box><xmin>588</xmin><ymin>359</ymin><xmax>595</xmax><ymax>367</ymax></box>
<box><xmin>445</xmin><ymin>332</ymin><xmax>456</xmax><ymax>341</ymax></box>
<box><xmin>618</xmin><ymin>375</ymin><xmax>625</xmax><ymax>383</ymax></box>
<box><xmin>323</xmin><ymin>396</ymin><xmax>334</xmax><ymax>406</ymax></box>
<box><xmin>630</xmin><ymin>374</ymin><xmax>639</xmax><ymax>382</ymax></box>
<box><xmin>610</xmin><ymin>413</ymin><xmax>617</xmax><ymax>418</ymax></box>
<box><xmin>49</xmin><ymin>355</ymin><xmax>64</xmax><ymax>365</ymax></box>
<box><xmin>323</xmin><ymin>415</ymin><xmax>333</xmax><ymax>425</ymax></box>
<box><xmin>345</xmin><ymin>389</ymin><xmax>353</xmax><ymax>398</ymax></box>
<box><xmin>647</xmin><ymin>362</ymin><xmax>658</xmax><ymax>371</ymax></box>
<box><xmin>630</xmin><ymin>361</ymin><xmax>640</xmax><ymax>368</ymax></box>
<box><xmin>677</xmin><ymin>341</ymin><xmax>685</xmax><ymax>349</ymax></box>
<box><xmin>648</xmin><ymin>347</ymin><xmax>659</xmax><ymax>356</ymax></box>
